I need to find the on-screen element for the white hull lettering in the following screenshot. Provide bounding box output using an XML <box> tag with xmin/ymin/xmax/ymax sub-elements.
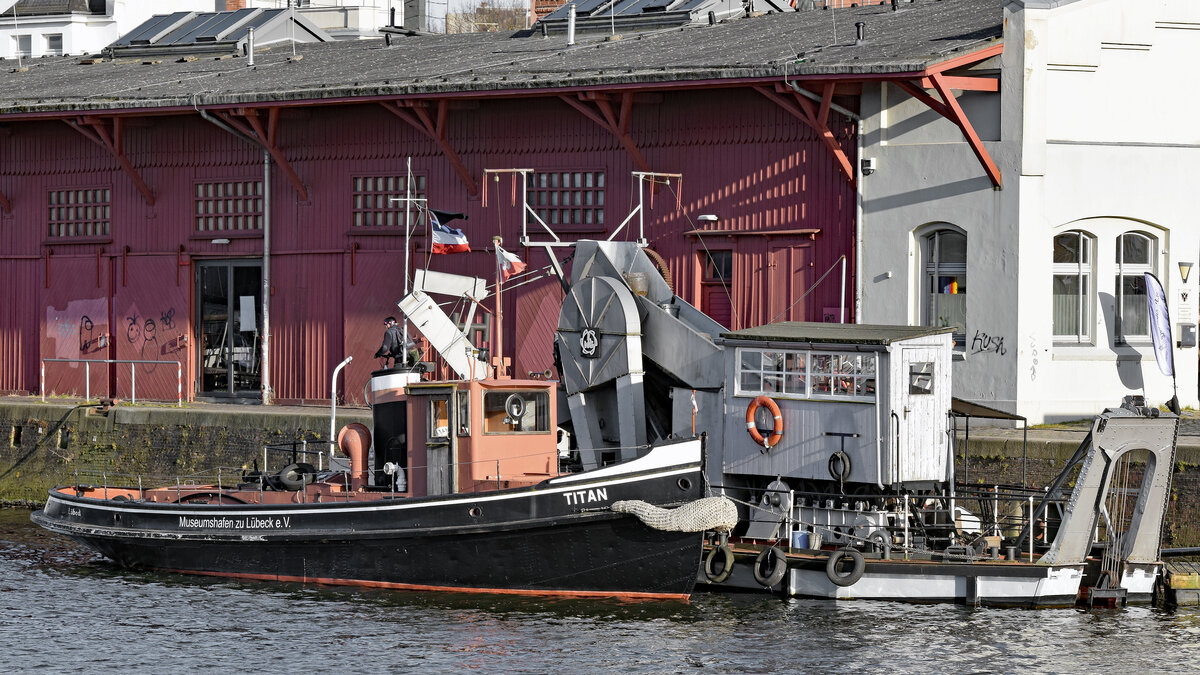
<box><xmin>563</xmin><ymin>487</ymin><xmax>609</xmax><ymax>506</ymax></box>
<box><xmin>177</xmin><ymin>516</ymin><xmax>294</xmax><ymax>529</ymax></box>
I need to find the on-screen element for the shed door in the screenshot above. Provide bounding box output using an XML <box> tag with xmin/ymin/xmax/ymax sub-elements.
<box><xmin>899</xmin><ymin>347</ymin><xmax>945</xmax><ymax>483</ymax></box>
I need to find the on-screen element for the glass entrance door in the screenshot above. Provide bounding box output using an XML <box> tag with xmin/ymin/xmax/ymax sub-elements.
<box><xmin>197</xmin><ymin>261</ymin><xmax>262</xmax><ymax>398</ymax></box>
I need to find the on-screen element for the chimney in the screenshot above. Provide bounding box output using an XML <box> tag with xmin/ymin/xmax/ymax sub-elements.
<box><xmin>224</xmin><ymin>0</ymin><xmax>248</xmax><ymax>10</ymax></box>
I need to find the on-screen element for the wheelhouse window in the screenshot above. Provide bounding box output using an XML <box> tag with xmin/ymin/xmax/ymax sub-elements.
<box><xmin>921</xmin><ymin>228</ymin><xmax>966</xmax><ymax>348</ymax></box>
<box><xmin>1053</xmin><ymin>231</ymin><xmax>1093</xmax><ymax>342</ymax></box>
<box><xmin>1115</xmin><ymin>232</ymin><xmax>1154</xmax><ymax>343</ymax></box>
<box><xmin>429</xmin><ymin>398</ymin><xmax>450</xmax><ymax>439</ymax></box>
<box><xmin>483</xmin><ymin>390</ymin><xmax>550</xmax><ymax>433</ymax></box>
<box><xmin>736</xmin><ymin>348</ymin><xmax>875</xmax><ymax>401</ymax></box>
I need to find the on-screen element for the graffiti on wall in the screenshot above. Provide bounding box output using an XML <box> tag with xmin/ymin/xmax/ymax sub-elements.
<box><xmin>46</xmin><ymin>299</ymin><xmax>108</xmax><ymax>361</ymax></box>
<box><xmin>970</xmin><ymin>329</ymin><xmax>1007</xmax><ymax>356</ymax></box>
<box><xmin>124</xmin><ymin>305</ymin><xmax>186</xmax><ymax>372</ymax></box>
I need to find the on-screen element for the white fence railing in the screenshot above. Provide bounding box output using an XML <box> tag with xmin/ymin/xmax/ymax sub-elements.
<box><xmin>41</xmin><ymin>358</ymin><xmax>182</xmax><ymax>407</ymax></box>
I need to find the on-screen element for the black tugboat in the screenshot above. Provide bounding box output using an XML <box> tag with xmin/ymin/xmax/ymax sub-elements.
<box><xmin>31</xmin><ymin>373</ymin><xmax>717</xmax><ymax>599</ymax></box>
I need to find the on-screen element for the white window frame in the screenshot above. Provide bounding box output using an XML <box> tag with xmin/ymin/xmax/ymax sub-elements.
<box><xmin>919</xmin><ymin>226</ymin><xmax>967</xmax><ymax>350</ymax></box>
<box><xmin>1115</xmin><ymin>231</ymin><xmax>1155</xmax><ymax>344</ymax></box>
<box><xmin>1052</xmin><ymin>230</ymin><xmax>1094</xmax><ymax>344</ymax></box>
<box><xmin>734</xmin><ymin>347</ymin><xmax>876</xmax><ymax>402</ymax></box>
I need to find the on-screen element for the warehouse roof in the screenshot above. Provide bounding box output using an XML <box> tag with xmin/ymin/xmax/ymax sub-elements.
<box><xmin>0</xmin><ymin>0</ymin><xmax>1003</xmax><ymax>116</ymax></box>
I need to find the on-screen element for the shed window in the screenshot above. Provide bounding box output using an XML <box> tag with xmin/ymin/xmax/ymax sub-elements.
<box><xmin>194</xmin><ymin>180</ymin><xmax>263</xmax><ymax>232</ymax></box>
<box><xmin>47</xmin><ymin>188</ymin><xmax>111</xmax><ymax>238</ymax></box>
<box><xmin>908</xmin><ymin>362</ymin><xmax>934</xmax><ymax>395</ymax></box>
<box><xmin>351</xmin><ymin>174</ymin><xmax>426</xmax><ymax>229</ymax></box>
<box><xmin>528</xmin><ymin>170</ymin><xmax>605</xmax><ymax>228</ymax></box>
<box><xmin>736</xmin><ymin>348</ymin><xmax>874</xmax><ymax>401</ymax></box>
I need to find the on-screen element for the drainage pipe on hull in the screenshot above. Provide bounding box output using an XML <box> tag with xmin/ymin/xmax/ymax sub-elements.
<box><xmin>330</xmin><ymin>355</ymin><xmax>353</xmax><ymax>455</ymax></box>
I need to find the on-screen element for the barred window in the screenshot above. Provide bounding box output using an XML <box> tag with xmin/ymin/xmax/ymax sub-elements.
<box><xmin>352</xmin><ymin>174</ymin><xmax>426</xmax><ymax>228</ymax></box>
<box><xmin>47</xmin><ymin>188</ymin><xmax>110</xmax><ymax>238</ymax></box>
<box><xmin>194</xmin><ymin>181</ymin><xmax>263</xmax><ymax>232</ymax></box>
<box><xmin>528</xmin><ymin>171</ymin><xmax>605</xmax><ymax>228</ymax></box>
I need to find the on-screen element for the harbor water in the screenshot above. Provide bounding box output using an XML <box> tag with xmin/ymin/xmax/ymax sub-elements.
<box><xmin>2</xmin><ymin>509</ymin><xmax>1199</xmax><ymax>673</ymax></box>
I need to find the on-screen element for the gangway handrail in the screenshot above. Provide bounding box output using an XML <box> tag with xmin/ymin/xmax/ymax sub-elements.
<box><xmin>41</xmin><ymin>357</ymin><xmax>182</xmax><ymax>407</ymax></box>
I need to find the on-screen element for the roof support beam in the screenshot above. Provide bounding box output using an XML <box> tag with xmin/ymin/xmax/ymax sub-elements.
<box><xmin>558</xmin><ymin>92</ymin><xmax>650</xmax><ymax>173</ymax></box>
<box><xmin>895</xmin><ymin>74</ymin><xmax>1002</xmax><ymax>188</ymax></box>
<box><xmin>66</xmin><ymin>116</ymin><xmax>155</xmax><ymax>206</ymax></box>
<box><xmin>754</xmin><ymin>83</ymin><xmax>854</xmax><ymax>182</ymax></box>
<box><xmin>212</xmin><ymin>108</ymin><xmax>309</xmax><ymax>202</ymax></box>
<box><xmin>380</xmin><ymin>99</ymin><xmax>479</xmax><ymax>197</ymax></box>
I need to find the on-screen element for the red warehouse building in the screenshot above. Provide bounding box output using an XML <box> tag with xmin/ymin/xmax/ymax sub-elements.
<box><xmin>0</xmin><ymin>5</ymin><xmax>1001</xmax><ymax>404</ymax></box>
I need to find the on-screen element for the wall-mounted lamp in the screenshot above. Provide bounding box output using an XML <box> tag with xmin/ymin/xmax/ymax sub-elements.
<box><xmin>697</xmin><ymin>214</ymin><xmax>719</xmax><ymax>223</ymax></box>
<box><xmin>1180</xmin><ymin>261</ymin><xmax>1193</xmax><ymax>284</ymax></box>
<box><xmin>211</xmin><ymin>238</ymin><xmax>231</xmax><ymax>245</ymax></box>
<box><xmin>861</xmin><ymin>157</ymin><xmax>877</xmax><ymax>176</ymax></box>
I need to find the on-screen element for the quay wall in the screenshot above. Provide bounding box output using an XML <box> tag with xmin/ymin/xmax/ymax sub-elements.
<box><xmin>3</xmin><ymin>401</ymin><xmax>1199</xmax><ymax>548</ymax></box>
<box><xmin>958</xmin><ymin>431</ymin><xmax>1200</xmax><ymax>549</ymax></box>
<box><xmin>0</xmin><ymin>401</ymin><xmax>370</xmax><ymax>505</ymax></box>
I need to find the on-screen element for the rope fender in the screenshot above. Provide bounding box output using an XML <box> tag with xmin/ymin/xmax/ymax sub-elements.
<box><xmin>611</xmin><ymin>496</ymin><xmax>739</xmax><ymax>533</ymax></box>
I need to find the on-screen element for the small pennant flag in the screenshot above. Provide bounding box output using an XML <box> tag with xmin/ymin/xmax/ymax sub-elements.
<box><xmin>430</xmin><ymin>211</ymin><xmax>470</xmax><ymax>254</ymax></box>
<box><xmin>496</xmin><ymin>244</ymin><xmax>526</xmax><ymax>282</ymax></box>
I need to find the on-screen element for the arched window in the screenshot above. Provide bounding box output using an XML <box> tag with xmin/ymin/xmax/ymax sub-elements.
<box><xmin>1052</xmin><ymin>231</ymin><xmax>1093</xmax><ymax>342</ymax></box>
<box><xmin>1115</xmin><ymin>232</ymin><xmax>1155</xmax><ymax>342</ymax></box>
<box><xmin>921</xmin><ymin>228</ymin><xmax>966</xmax><ymax>347</ymax></box>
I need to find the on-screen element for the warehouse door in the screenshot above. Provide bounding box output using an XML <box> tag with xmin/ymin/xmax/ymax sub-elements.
<box><xmin>197</xmin><ymin>261</ymin><xmax>262</xmax><ymax>399</ymax></box>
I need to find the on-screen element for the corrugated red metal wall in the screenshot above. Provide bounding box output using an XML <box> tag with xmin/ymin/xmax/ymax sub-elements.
<box><xmin>0</xmin><ymin>87</ymin><xmax>856</xmax><ymax>404</ymax></box>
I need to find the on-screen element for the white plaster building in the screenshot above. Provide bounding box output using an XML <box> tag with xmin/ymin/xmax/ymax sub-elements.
<box><xmin>858</xmin><ymin>0</ymin><xmax>1200</xmax><ymax>423</ymax></box>
<box><xmin>0</xmin><ymin>1</ymin><xmax>440</xmax><ymax>60</ymax></box>
<box><xmin>0</xmin><ymin>1</ymin><xmax>225</xmax><ymax>59</ymax></box>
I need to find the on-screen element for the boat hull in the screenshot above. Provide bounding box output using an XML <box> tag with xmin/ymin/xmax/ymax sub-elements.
<box><xmin>33</xmin><ymin>453</ymin><xmax>704</xmax><ymax>600</ymax></box>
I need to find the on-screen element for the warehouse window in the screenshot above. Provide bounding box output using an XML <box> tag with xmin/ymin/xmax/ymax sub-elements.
<box><xmin>194</xmin><ymin>180</ymin><xmax>263</xmax><ymax>232</ymax></box>
<box><xmin>351</xmin><ymin>174</ymin><xmax>426</xmax><ymax>229</ymax></box>
<box><xmin>47</xmin><ymin>188</ymin><xmax>110</xmax><ymax>238</ymax></box>
<box><xmin>528</xmin><ymin>170</ymin><xmax>605</xmax><ymax>228</ymax></box>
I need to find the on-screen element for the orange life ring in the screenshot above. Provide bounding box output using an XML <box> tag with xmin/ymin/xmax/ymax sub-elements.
<box><xmin>745</xmin><ymin>396</ymin><xmax>784</xmax><ymax>449</ymax></box>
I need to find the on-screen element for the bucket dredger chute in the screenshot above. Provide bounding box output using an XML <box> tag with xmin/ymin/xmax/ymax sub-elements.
<box><xmin>556</xmin><ymin>241</ymin><xmax>725</xmax><ymax>467</ymax></box>
<box><xmin>397</xmin><ymin>269</ymin><xmax>491</xmax><ymax>380</ymax></box>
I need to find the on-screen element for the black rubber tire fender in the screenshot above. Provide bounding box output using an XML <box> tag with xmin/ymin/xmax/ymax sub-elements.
<box><xmin>753</xmin><ymin>546</ymin><xmax>788</xmax><ymax>588</ymax></box>
<box><xmin>704</xmin><ymin>543</ymin><xmax>735</xmax><ymax>583</ymax></box>
<box><xmin>278</xmin><ymin>462</ymin><xmax>317</xmax><ymax>491</ymax></box>
<box><xmin>825</xmin><ymin>547</ymin><xmax>866</xmax><ymax>587</ymax></box>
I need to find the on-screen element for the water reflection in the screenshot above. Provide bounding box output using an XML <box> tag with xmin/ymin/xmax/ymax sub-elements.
<box><xmin>5</xmin><ymin>508</ymin><xmax>1200</xmax><ymax>673</ymax></box>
